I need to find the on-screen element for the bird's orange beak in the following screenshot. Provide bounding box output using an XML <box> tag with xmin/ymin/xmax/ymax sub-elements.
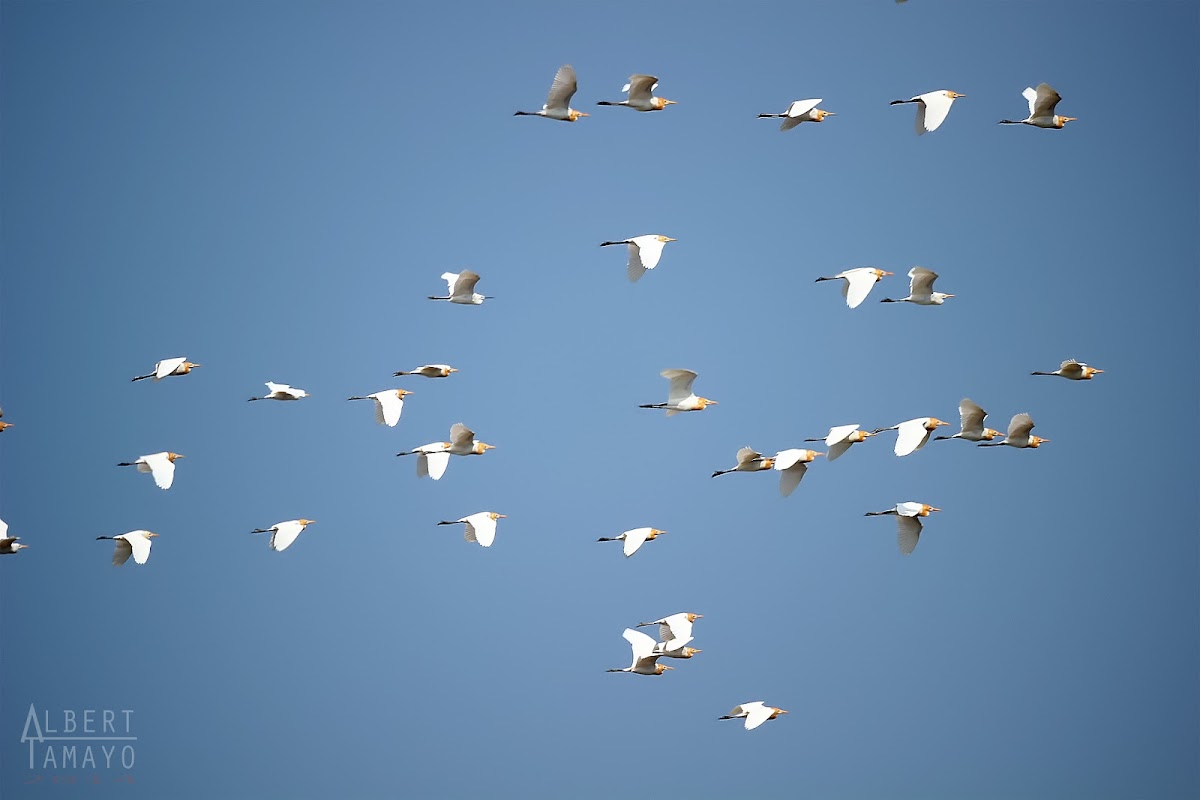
<box><xmin>664</xmin><ymin>99</ymin><xmax>677</xmax><ymax>106</ymax></box>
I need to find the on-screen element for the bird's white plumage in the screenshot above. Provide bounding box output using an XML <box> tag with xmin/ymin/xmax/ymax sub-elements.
<box><xmin>903</xmin><ymin>90</ymin><xmax>960</xmax><ymax>134</ymax></box>
<box><xmin>896</xmin><ymin>515</ymin><xmax>923</xmax><ymax>555</ymax></box>
<box><xmin>824</xmin><ymin>424</ymin><xmax>861</xmax><ymax>447</ymax></box>
<box><xmin>154</xmin><ymin>357</ymin><xmax>187</xmax><ymax>380</ymax></box>
<box><xmin>891</xmin><ymin>418</ymin><xmax>935</xmax><ymax>457</ymax></box>
<box><xmin>545</xmin><ymin>64</ymin><xmax>578</xmax><ymax>112</ymax></box>
<box><xmin>723</xmin><ymin>701</ymin><xmax>780</xmax><ymax>731</ymax></box>
<box><xmin>777</xmin><ymin>98</ymin><xmax>822</xmax><ymax>130</ymax></box>
<box><xmin>647</xmin><ymin>613</ymin><xmax>697</xmax><ymax>647</ymax></box>
<box><xmin>137</xmin><ymin>452</ymin><xmax>177</xmax><ymax>490</ymax></box>
<box><xmin>843</xmin><ymin>269</ymin><xmax>882</xmax><ymax>308</ymax></box>
<box><xmin>455</xmin><ymin>512</ymin><xmax>501</xmax><ymax>548</ymax></box>
<box><xmin>907</xmin><ymin>267</ymin><xmax>938</xmax><ymax>300</ymax></box>
<box><xmin>663</xmin><ymin>369</ymin><xmax>699</xmax><ymax>406</ymax></box>
<box><xmin>614</xmin><ymin>235</ymin><xmax>673</xmax><ymax>282</ymax></box>
<box><xmin>773</xmin><ymin>449</ymin><xmax>817</xmax><ymax>496</ymax></box>
<box><xmin>260</xmin><ymin>382</ymin><xmax>309</xmax><ymax>400</ymax></box>
<box><xmin>109</xmin><ymin>531</ymin><xmax>155</xmax><ymax>566</ymax></box>
<box><xmin>267</xmin><ymin>520</ymin><xmax>311</xmax><ymax>552</ymax></box>
<box><xmin>1029</xmin><ymin>83</ymin><xmax>1063</xmax><ymax>119</ymax></box>
<box><xmin>362</xmin><ymin>390</ymin><xmax>406</xmax><ymax>427</ymax></box>
<box><xmin>623</xmin><ymin>75</ymin><xmax>659</xmax><ymax>101</ymax></box>
<box><xmin>621</xmin><ymin>527</ymin><xmax>654</xmax><ymax>557</ymax></box>
<box><xmin>418</xmin><ymin>450</ymin><xmax>451</xmax><ymax>481</ymax></box>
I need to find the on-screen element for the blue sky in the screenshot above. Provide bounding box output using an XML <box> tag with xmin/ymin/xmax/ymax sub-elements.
<box><xmin>1</xmin><ymin>1</ymin><xmax>1197</xmax><ymax>797</ymax></box>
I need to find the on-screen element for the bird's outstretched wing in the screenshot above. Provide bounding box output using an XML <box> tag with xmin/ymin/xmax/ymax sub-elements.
<box><xmin>1031</xmin><ymin>83</ymin><xmax>1062</xmax><ymax>119</ymax></box>
<box><xmin>662</xmin><ymin>369</ymin><xmax>698</xmax><ymax>405</ymax></box>
<box><xmin>625</xmin><ymin>75</ymin><xmax>658</xmax><ymax>101</ymax></box>
<box><xmin>908</xmin><ymin>267</ymin><xmax>938</xmax><ymax>297</ymax></box>
<box><xmin>545</xmin><ymin>65</ymin><xmax>578</xmax><ymax>111</ymax></box>
<box><xmin>897</xmin><ymin>516</ymin><xmax>922</xmax><ymax>555</ymax></box>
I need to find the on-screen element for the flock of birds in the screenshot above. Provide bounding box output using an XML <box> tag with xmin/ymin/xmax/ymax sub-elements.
<box><xmin>0</xmin><ymin>58</ymin><xmax>1102</xmax><ymax>734</ymax></box>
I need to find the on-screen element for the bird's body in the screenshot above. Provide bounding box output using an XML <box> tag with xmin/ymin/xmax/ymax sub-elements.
<box><xmin>979</xmin><ymin>413</ymin><xmax>1048</xmax><ymax>449</ymax></box>
<box><xmin>597</xmin><ymin>527</ymin><xmax>666</xmax><ymax>558</ymax></box>
<box><xmin>429</xmin><ymin>271</ymin><xmax>489</xmax><ymax>305</ymax></box>
<box><xmin>638</xmin><ymin>612</ymin><xmax>702</xmax><ymax>654</ymax></box>
<box><xmin>397</xmin><ymin>423</ymin><xmax>493</xmax><ymax>480</ymax></box>
<box><xmin>935</xmin><ymin>399</ymin><xmax>1003</xmax><ymax>442</ymax></box>
<box><xmin>805</xmin><ymin>424</ymin><xmax>876</xmax><ymax>462</ymax></box>
<box><xmin>640</xmin><ymin>369</ymin><xmax>717</xmax><ymax>416</ymax></box>
<box><xmin>890</xmin><ymin>90</ymin><xmax>965</xmax><ymax>134</ymax></box>
<box><xmin>719</xmin><ymin>702</ymin><xmax>789</xmax><ymax>731</ymax></box>
<box><xmin>0</xmin><ymin>519</ymin><xmax>29</xmax><ymax>554</ymax></box>
<box><xmin>606</xmin><ymin>628</ymin><xmax>674</xmax><ymax>675</ymax></box>
<box><xmin>438</xmin><ymin>512</ymin><xmax>506</xmax><ymax>548</ymax></box>
<box><xmin>772</xmin><ymin>448</ymin><xmax>824</xmax><ymax>496</ymax></box>
<box><xmin>251</xmin><ymin>519</ymin><xmax>315</xmax><ymax>552</ymax></box>
<box><xmin>866</xmin><ymin>502</ymin><xmax>940</xmax><ymax>555</ymax></box>
<box><xmin>874</xmin><ymin>417</ymin><xmax>952</xmax><ymax>456</ymax></box>
<box><xmin>132</xmin><ymin>357</ymin><xmax>200</xmax><ymax>382</ymax></box>
<box><xmin>1032</xmin><ymin>359</ymin><xmax>1103</xmax><ymax>380</ymax></box>
<box><xmin>348</xmin><ymin>389</ymin><xmax>412</xmax><ymax>427</ymax></box>
<box><xmin>815</xmin><ymin>268</ymin><xmax>892</xmax><ymax>309</ymax></box>
<box><xmin>514</xmin><ymin>64</ymin><xmax>589</xmax><ymax>121</ymax></box>
<box><xmin>394</xmin><ymin>364</ymin><xmax>457</xmax><ymax>378</ymax></box>
<box><xmin>96</xmin><ymin>530</ymin><xmax>158</xmax><ymax>566</ymax></box>
<box><xmin>248</xmin><ymin>382</ymin><xmax>309</xmax><ymax>401</ymax></box>
<box><xmin>712</xmin><ymin>446</ymin><xmax>773</xmax><ymax>477</ymax></box>
<box><xmin>117</xmin><ymin>451</ymin><xmax>184</xmax><ymax>490</ymax></box>
<box><xmin>999</xmin><ymin>84</ymin><xmax>1076</xmax><ymax>128</ymax></box>
<box><xmin>599</xmin><ymin>235</ymin><xmax>676</xmax><ymax>282</ymax></box>
<box><xmin>597</xmin><ymin>74</ymin><xmax>676</xmax><ymax>112</ymax></box>
<box><xmin>880</xmin><ymin>267</ymin><xmax>953</xmax><ymax>305</ymax></box>
<box><xmin>758</xmin><ymin>98</ymin><xmax>835</xmax><ymax>130</ymax></box>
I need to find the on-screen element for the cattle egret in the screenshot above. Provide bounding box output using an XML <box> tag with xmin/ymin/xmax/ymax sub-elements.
<box><xmin>96</xmin><ymin>530</ymin><xmax>158</xmax><ymax>566</ymax></box>
<box><xmin>397</xmin><ymin>423</ymin><xmax>494</xmax><ymax>479</ymax></box>
<box><xmin>979</xmin><ymin>413</ymin><xmax>1048</xmax><ymax>449</ymax></box>
<box><xmin>606</xmin><ymin>628</ymin><xmax>674</xmax><ymax>675</ymax></box>
<box><xmin>757</xmin><ymin>99</ymin><xmax>835</xmax><ymax>130</ymax></box>
<box><xmin>874</xmin><ymin>417</ymin><xmax>952</xmax><ymax>456</ymax></box>
<box><xmin>880</xmin><ymin>267</ymin><xmax>953</xmax><ymax>305</ymax></box>
<box><xmin>437</xmin><ymin>512</ymin><xmax>506</xmax><ymax>548</ymax></box>
<box><xmin>890</xmin><ymin>90</ymin><xmax>965</xmax><ymax>134</ymax></box>
<box><xmin>805</xmin><ymin>424</ymin><xmax>876</xmax><ymax>461</ymax></box>
<box><xmin>132</xmin><ymin>357</ymin><xmax>200</xmax><ymax>382</ymax></box>
<box><xmin>815</xmin><ymin>268</ymin><xmax>893</xmax><ymax>309</ymax></box>
<box><xmin>248</xmin><ymin>382</ymin><xmax>309</xmax><ymax>401</ymax></box>
<box><xmin>394</xmin><ymin>364</ymin><xmax>458</xmax><ymax>378</ymax></box>
<box><xmin>597</xmin><ymin>527</ymin><xmax>666</xmax><ymax>558</ymax></box>
<box><xmin>597</xmin><ymin>74</ymin><xmax>676</xmax><ymax>111</ymax></box>
<box><xmin>251</xmin><ymin>519</ymin><xmax>316</xmax><ymax>552</ymax></box>
<box><xmin>999</xmin><ymin>83</ymin><xmax>1076</xmax><ymax>128</ymax></box>
<box><xmin>117</xmin><ymin>452</ymin><xmax>184</xmax><ymax>490</ymax></box>
<box><xmin>0</xmin><ymin>518</ymin><xmax>29</xmax><ymax>554</ymax></box>
<box><xmin>773</xmin><ymin>448</ymin><xmax>824</xmax><ymax>496</ymax></box>
<box><xmin>866</xmin><ymin>502</ymin><xmax>940</xmax><ymax>556</ymax></box>
<box><xmin>348</xmin><ymin>389</ymin><xmax>412</xmax><ymax>427</ymax></box>
<box><xmin>638</xmin><ymin>612</ymin><xmax>702</xmax><ymax>652</ymax></box>
<box><xmin>0</xmin><ymin>408</ymin><xmax>11</xmax><ymax>433</ymax></box>
<box><xmin>514</xmin><ymin>64</ymin><xmax>589</xmax><ymax>122</ymax></box>
<box><xmin>429</xmin><ymin>270</ymin><xmax>490</xmax><ymax>305</ymax></box>
<box><xmin>935</xmin><ymin>399</ymin><xmax>1003</xmax><ymax>442</ymax></box>
<box><xmin>719</xmin><ymin>702</ymin><xmax>789</xmax><ymax>731</ymax></box>
<box><xmin>599</xmin><ymin>235</ymin><xmax>676</xmax><ymax>282</ymax></box>
<box><xmin>1032</xmin><ymin>360</ymin><xmax>1102</xmax><ymax>380</ymax></box>
<box><xmin>639</xmin><ymin>369</ymin><xmax>717</xmax><ymax>416</ymax></box>
<box><xmin>712</xmin><ymin>447</ymin><xmax>773</xmax><ymax>477</ymax></box>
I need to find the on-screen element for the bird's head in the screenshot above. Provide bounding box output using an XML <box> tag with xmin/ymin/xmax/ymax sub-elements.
<box><xmin>805</xmin><ymin>450</ymin><xmax>825</xmax><ymax>460</ymax></box>
<box><xmin>687</xmin><ymin>613</ymin><xmax>703</xmax><ymax>622</ymax></box>
<box><xmin>568</xmin><ymin>109</ymin><xmax>590</xmax><ymax>121</ymax></box>
<box><xmin>873</xmin><ymin>269</ymin><xmax>893</xmax><ymax>280</ymax></box>
<box><xmin>476</xmin><ymin>442</ymin><xmax>496</xmax><ymax>454</ymax></box>
<box><xmin>947</xmin><ymin>91</ymin><xmax>966</xmax><ymax>99</ymax></box>
<box><xmin>299</xmin><ymin>519</ymin><xmax>316</xmax><ymax>527</ymax></box>
<box><xmin>183</xmin><ymin>361</ymin><xmax>201</xmax><ymax>371</ymax></box>
<box><xmin>762</xmin><ymin>457</ymin><xmax>776</xmax><ymax>469</ymax></box>
<box><xmin>395</xmin><ymin>389</ymin><xmax>414</xmax><ymax>398</ymax></box>
<box><xmin>488</xmin><ymin>513</ymin><xmax>507</xmax><ymax>521</ymax></box>
<box><xmin>1083</xmin><ymin>366</ymin><xmax>1102</xmax><ymax>378</ymax></box>
<box><xmin>654</xmin><ymin>98</ymin><xmax>677</xmax><ymax>109</ymax></box>
<box><xmin>927</xmin><ymin>418</ymin><xmax>951</xmax><ymax>430</ymax></box>
<box><xmin>682</xmin><ymin>648</ymin><xmax>702</xmax><ymax>657</ymax></box>
<box><xmin>1029</xmin><ymin>436</ymin><xmax>1048</xmax><ymax>448</ymax></box>
<box><xmin>1058</xmin><ymin>116</ymin><xmax>1077</xmax><ymax>126</ymax></box>
<box><xmin>0</xmin><ymin>422</ymin><xmax>14</xmax><ymax>430</ymax></box>
<box><xmin>920</xmin><ymin>505</ymin><xmax>941</xmax><ymax>516</ymax></box>
<box><xmin>697</xmin><ymin>398</ymin><xmax>718</xmax><ymax>409</ymax></box>
<box><xmin>167</xmin><ymin>452</ymin><xmax>184</xmax><ymax>462</ymax></box>
<box><xmin>815</xmin><ymin>109</ymin><xmax>835</xmax><ymax>121</ymax></box>
<box><xmin>657</xmin><ymin>235</ymin><xmax>677</xmax><ymax>243</ymax></box>
<box><xmin>772</xmin><ymin>708</ymin><xmax>789</xmax><ymax>717</ymax></box>
<box><xmin>144</xmin><ymin>532</ymin><xmax>160</xmax><ymax>539</ymax></box>
<box><xmin>12</xmin><ymin>542</ymin><xmax>30</xmax><ymax>551</ymax></box>
<box><xmin>983</xmin><ymin>428</ymin><xmax>1004</xmax><ymax>440</ymax></box>
<box><xmin>445</xmin><ymin>367</ymin><xmax>459</xmax><ymax>375</ymax></box>
<box><xmin>655</xmin><ymin>664</ymin><xmax>675</xmax><ymax>674</ymax></box>
<box><xmin>852</xmin><ymin>430</ymin><xmax>875</xmax><ymax>442</ymax></box>
<box><xmin>649</xmin><ymin>529</ymin><xmax>666</xmax><ymax>539</ymax></box>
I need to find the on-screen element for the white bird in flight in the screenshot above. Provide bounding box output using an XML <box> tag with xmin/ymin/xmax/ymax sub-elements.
<box><xmin>438</xmin><ymin>512</ymin><xmax>506</xmax><ymax>548</ymax></box>
<box><xmin>397</xmin><ymin>423</ymin><xmax>494</xmax><ymax>480</ymax></box>
<box><xmin>979</xmin><ymin>413</ymin><xmax>1048</xmax><ymax>449</ymax></box>
<box><xmin>348</xmin><ymin>389</ymin><xmax>412</xmax><ymax>427</ymax></box>
<box><xmin>597</xmin><ymin>527</ymin><xmax>666</xmax><ymax>558</ymax></box>
<box><xmin>131</xmin><ymin>357</ymin><xmax>200</xmax><ymax>382</ymax></box>
<box><xmin>251</xmin><ymin>519</ymin><xmax>316</xmax><ymax>552</ymax></box>
<box><xmin>606</xmin><ymin>628</ymin><xmax>674</xmax><ymax>675</ymax></box>
<box><xmin>597</xmin><ymin>74</ymin><xmax>676</xmax><ymax>112</ymax></box>
<box><xmin>890</xmin><ymin>90</ymin><xmax>965</xmax><ymax>134</ymax></box>
<box><xmin>935</xmin><ymin>399</ymin><xmax>1004</xmax><ymax>442</ymax></box>
<box><xmin>711</xmin><ymin>446</ymin><xmax>774</xmax><ymax>477</ymax></box>
<box><xmin>96</xmin><ymin>530</ymin><xmax>158</xmax><ymax>566</ymax></box>
<box><xmin>514</xmin><ymin>64</ymin><xmax>589</xmax><ymax>122</ymax></box>
<box><xmin>814</xmin><ymin>267</ymin><xmax>893</xmax><ymax>309</ymax></box>
<box><xmin>637</xmin><ymin>612</ymin><xmax>703</xmax><ymax>655</ymax></box>
<box><xmin>393</xmin><ymin>364</ymin><xmax>457</xmax><ymax>378</ymax></box>
<box><xmin>757</xmin><ymin>99</ymin><xmax>835</xmax><ymax>130</ymax></box>
<box><xmin>773</xmin><ymin>448</ymin><xmax>824</xmax><ymax>496</ymax></box>
<box><xmin>248</xmin><ymin>382</ymin><xmax>309</xmax><ymax>401</ymax></box>
<box><xmin>1032</xmin><ymin>359</ymin><xmax>1102</xmax><ymax>380</ymax></box>
<box><xmin>0</xmin><ymin>518</ymin><xmax>30</xmax><ymax>555</ymax></box>
<box><xmin>639</xmin><ymin>369</ymin><xmax>717</xmax><ymax>416</ymax></box>
<box><xmin>429</xmin><ymin>270</ymin><xmax>490</xmax><ymax>305</ymax></box>
<box><xmin>999</xmin><ymin>83</ymin><xmax>1076</xmax><ymax>129</ymax></box>
<box><xmin>866</xmin><ymin>502</ymin><xmax>941</xmax><ymax>556</ymax></box>
<box><xmin>117</xmin><ymin>451</ymin><xmax>184</xmax><ymax>490</ymax></box>
<box><xmin>874</xmin><ymin>417</ymin><xmax>952</xmax><ymax>456</ymax></box>
<box><xmin>880</xmin><ymin>267</ymin><xmax>954</xmax><ymax>305</ymax></box>
<box><xmin>805</xmin><ymin>424</ymin><xmax>876</xmax><ymax>461</ymax></box>
<box><xmin>599</xmin><ymin>235</ymin><xmax>676</xmax><ymax>282</ymax></box>
<box><xmin>719</xmin><ymin>702</ymin><xmax>789</xmax><ymax>731</ymax></box>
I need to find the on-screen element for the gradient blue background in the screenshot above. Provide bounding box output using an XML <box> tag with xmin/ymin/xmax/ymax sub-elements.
<box><xmin>2</xmin><ymin>1</ymin><xmax>1197</xmax><ymax>797</ymax></box>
